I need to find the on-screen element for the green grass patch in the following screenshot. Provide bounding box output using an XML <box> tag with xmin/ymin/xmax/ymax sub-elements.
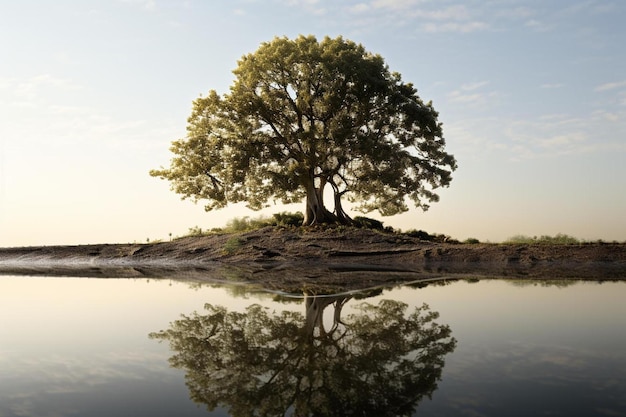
<box><xmin>503</xmin><ymin>233</ymin><xmax>581</xmax><ymax>245</ymax></box>
<box><xmin>223</xmin><ymin>236</ymin><xmax>245</xmax><ymax>254</ymax></box>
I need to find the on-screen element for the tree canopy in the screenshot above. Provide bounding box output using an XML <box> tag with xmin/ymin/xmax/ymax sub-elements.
<box><xmin>150</xmin><ymin>35</ymin><xmax>457</xmax><ymax>225</ymax></box>
<box><xmin>150</xmin><ymin>295</ymin><xmax>456</xmax><ymax>416</ymax></box>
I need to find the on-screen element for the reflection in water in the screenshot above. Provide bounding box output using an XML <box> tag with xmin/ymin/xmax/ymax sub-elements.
<box><xmin>151</xmin><ymin>294</ymin><xmax>457</xmax><ymax>416</ymax></box>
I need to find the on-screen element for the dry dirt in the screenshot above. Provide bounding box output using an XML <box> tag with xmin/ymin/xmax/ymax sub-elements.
<box><xmin>1</xmin><ymin>227</ymin><xmax>625</xmax><ymax>293</ymax></box>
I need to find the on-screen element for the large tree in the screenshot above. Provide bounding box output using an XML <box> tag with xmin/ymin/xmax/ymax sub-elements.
<box><xmin>150</xmin><ymin>35</ymin><xmax>457</xmax><ymax>225</ymax></box>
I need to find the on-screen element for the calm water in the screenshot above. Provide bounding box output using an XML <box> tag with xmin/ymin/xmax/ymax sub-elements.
<box><xmin>1</xmin><ymin>275</ymin><xmax>625</xmax><ymax>417</ymax></box>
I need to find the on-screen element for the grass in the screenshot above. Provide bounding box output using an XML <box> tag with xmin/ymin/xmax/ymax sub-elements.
<box><xmin>180</xmin><ymin>213</ymin><xmax>622</xmax><ymax>246</ymax></box>
<box><xmin>503</xmin><ymin>233</ymin><xmax>581</xmax><ymax>245</ymax></box>
<box><xmin>223</xmin><ymin>236</ymin><xmax>245</xmax><ymax>254</ymax></box>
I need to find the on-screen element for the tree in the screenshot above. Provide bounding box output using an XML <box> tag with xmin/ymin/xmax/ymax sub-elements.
<box><xmin>150</xmin><ymin>295</ymin><xmax>457</xmax><ymax>416</ymax></box>
<box><xmin>150</xmin><ymin>35</ymin><xmax>457</xmax><ymax>225</ymax></box>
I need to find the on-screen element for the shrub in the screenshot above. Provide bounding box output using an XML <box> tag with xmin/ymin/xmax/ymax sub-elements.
<box><xmin>404</xmin><ymin>229</ymin><xmax>457</xmax><ymax>243</ymax></box>
<box><xmin>404</xmin><ymin>229</ymin><xmax>433</xmax><ymax>240</ymax></box>
<box><xmin>272</xmin><ymin>211</ymin><xmax>304</xmax><ymax>227</ymax></box>
<box><xmin>187</xmin><ymin>226</ymin><xmax>206</xmax><ymax>236</ymax></box>
<box><xmin>464</xmin><ymin>238</ymin><xmax>480</xmax><ymax>244</ymax></box>
<box><xmin>353</xmin><ymin>216</ymin><xmax>384</xmax><ymax>230</ymax></box>
<box><xmin>223</xmin><ymin>236</ymin><xmax>245</xmax><ymax>254</ymax></box>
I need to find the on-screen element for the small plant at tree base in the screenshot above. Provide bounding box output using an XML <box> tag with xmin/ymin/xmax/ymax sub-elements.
<box><xmin>223</xmin><ymin>236</ymin><xmax>245</xmax><ymax>254</ymax></box>
<box><xmin>464</xmin><ymin>238</ymin><xmax>480</xmax><ymax>244</ymax></box>
<box><xmin>404</xmin><ymin>229</ymin><xmax>433</xmax><ymax>240</ymax></box>
<box><xmin>272</xmin><ymin>211</ymin><xmax>304</xmax><ymax>227</ymax></box>
<box><xmin>353</xmin><ymin>216</ymin><xmax>385</xmax><ymax>230</ymax></box>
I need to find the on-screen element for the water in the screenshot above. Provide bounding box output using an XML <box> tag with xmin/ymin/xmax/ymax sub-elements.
<box><xmin>1</xmin><ymin>275</ymin><xmax>625</xmax><ymax>416</ymax></box>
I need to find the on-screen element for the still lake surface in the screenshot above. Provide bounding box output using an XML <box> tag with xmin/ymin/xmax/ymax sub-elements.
<box><xmin>1</xmin><ymin>274</ymin><xmax>625</xmax><ymax>417</ymax></box>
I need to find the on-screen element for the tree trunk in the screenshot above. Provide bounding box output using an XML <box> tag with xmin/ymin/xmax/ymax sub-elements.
<box><xmin>302</xmin><ymin>173</ymin><xmax>337</xmax><ymax>225</ymax></box>
<box><xmin>333</xmin><ymin>190</ymin><xmax>352</xmax><ymax>225</ymax></box>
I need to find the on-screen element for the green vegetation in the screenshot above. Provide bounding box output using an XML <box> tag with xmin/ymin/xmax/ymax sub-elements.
<box><xmin>464</xmin><ymin>238</ymin><xmax>481</xmax><ymax>244</ymax></box>
<box><xmin>224</xmin><ymin>212</ymin><xmax>305</xmax><ymax>232</ymax></box>
<box><xmin>504</xmin><ymin>233</ymin><xmax>581</xmax><ymax>245</ymax></box>
<box><xmin>181</xmin><ymin>215</ymin><xmax>620</xmax><ymax>247</ymax></box>
<box><xmin>223</xmin><ymin>236</ymin><xmax>245</xmax><ymax>254</ymax></box>
<box><xmin>150</xmin><ymin>35</ymin><xmax>456</xmax><ymax>226</ymax></box>
<box><xmin>403</xmin><ymin>229</ymin><xmax>459</xmax><ymax>243</ymax></box>
<box><xmin>352</xmin><ymin>216</ymin><xmax>385</xmax><ymax>231</ymax></box>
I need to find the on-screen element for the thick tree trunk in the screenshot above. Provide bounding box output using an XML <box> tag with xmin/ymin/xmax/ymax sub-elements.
<box><xmin>302</xmin><ymin>173</ymin><xmax>337</xmax><ymax>225</ymax></box>
<box><xmin>333</xmin><ymin>191</ymin><xmax>352</xmax><ymax>225</ymax></box>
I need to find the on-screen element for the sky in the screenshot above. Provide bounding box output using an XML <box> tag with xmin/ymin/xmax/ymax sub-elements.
<box><xmin>1</xmin><ymin>0</ymin><xmax>625</xmax><ymax>246</ymax></box>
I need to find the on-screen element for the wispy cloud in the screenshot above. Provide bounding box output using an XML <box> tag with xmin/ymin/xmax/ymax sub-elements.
<box><xmin>422</xmin><ymin>21</ymin><xmax>487</xmax><ymax>33</ymax></box>
<box><xmin>595</xmin><ymin>80</ymin><xmax>626</xmax><ymax>92</ymax></box>
<box><xmin>340</xmin><ymin>0</ymin><xmax>489</xmax><ymax>33</ymax></box>
<box><xmin>447</xmin><ymin>81</ymin><xmax>497</xmax><ymax>105</ymax></box>
<box><xmin>449</xmin><ymin>107</ymin><xmax>626</xmax><ymax>162</ymax></box>
<box><xmin>1</xmin><ymin>74</ymin><xmax>83</xmax><ymax>108</ymax></box>
<box><xmin>280</xmin><ymin>0</ymin><xmax>327</xmax><ymax>15</ymax></box>
<box><xmin>0</xmin><ymin>75</ymin><xmax>173</xmax><ymax>151</ymax></box>
<box><xmin>117</xmin><ymin>0</ymin><xmax>156</xmax><ymax>11</ymax></box>
<box><xmin>371</xmin><ymin>0</ymin><xmax>424</xmax><ymax>11</ymax></box>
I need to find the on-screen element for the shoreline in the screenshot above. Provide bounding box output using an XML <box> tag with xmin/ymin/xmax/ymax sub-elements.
<box><xmin>2</xmin><ymin>227</ymin><xmax>625</xmax><ymax>292</ymax></box>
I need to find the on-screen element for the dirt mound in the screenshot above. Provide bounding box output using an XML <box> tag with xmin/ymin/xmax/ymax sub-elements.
<box><xmin>1</xmin><ymin>227</ymin><xmax>625</xmax><ymax>292</ymax></box>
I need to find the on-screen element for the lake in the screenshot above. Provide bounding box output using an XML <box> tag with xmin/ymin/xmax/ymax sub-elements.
<box><xmin>1</xmin><ymin>275</ymin><xmax>625</xmax><ymax>416</ymax></box>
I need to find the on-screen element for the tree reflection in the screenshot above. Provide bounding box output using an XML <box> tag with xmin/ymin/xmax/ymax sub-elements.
<box><xmin>150</xmin><ymin>294</ymin><xmax>456</xmax><ymax>417</ymax></box>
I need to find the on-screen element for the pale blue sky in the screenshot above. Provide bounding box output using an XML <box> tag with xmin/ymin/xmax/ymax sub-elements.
<box><xmin>1</xmin><ymin>0</ymin><xmax>625</xmax><ymax>246</ymax></box>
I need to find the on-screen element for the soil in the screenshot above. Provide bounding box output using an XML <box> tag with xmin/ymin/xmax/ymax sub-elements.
<box><xmin>1</xmin><ymin>227</ymin><xmax>625</xmax><ymax>293</ymax></box>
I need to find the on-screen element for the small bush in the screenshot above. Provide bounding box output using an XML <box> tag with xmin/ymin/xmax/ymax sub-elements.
<box><xmin>353</xmin><ymin>216</ymin><xmax>384</xmax><ymax>230</ymax></box>
<box><xmin>272</xmin><ymin>211</ymin><xmax>304</xmax><ymax>227</ymax></box>
<box><xmin>223</xmin><ymin>236</ymin><xmax>245</xmax><ymax>254</ymax></box>
<box><xmin>404</xmin><ymin>229</ymin><xmax>434</xmax><ymax>240</ymax></box>
<box><xmin>224</xmin><ymin>216</ymin><xmax>273</xmax><ymax>232</ymax></box>
<box><xmin>187</xmin><ymin>226</ymin><xmax>206</xmax><ymax>236</ymax></box>
<box><xmin>404</xmin><ymin>229</ymin><xmax>457</xmax><ymax>243</ymax></box>
<box><xmin>464</xmin><ymin>238</ymin><xmax>480</xmax><ymax>244</ymax></box>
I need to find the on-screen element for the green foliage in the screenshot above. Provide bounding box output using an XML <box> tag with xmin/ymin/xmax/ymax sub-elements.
<box><xmin>404</xmin><ymin>229</ymin><xmax>432</xmax><ymax>240</ymax></box>
<box><xmin>186</xmin><ymin>226</ymin><xmax>207</xmax><ymax>236</ymax></box>
<box><xmin>225</xmin><ymin>216</ymin><xmax>270</xmax><ymax>232</ymax></box>
<box><xmin>353</xmin><ymin>216</ymin><xmax>385</xmax><ymax>230</ymax></box>
<box><xmin>464</xmin><ymin>237</ymin><xmax>481</xmax><ymax>244</ymax></box>
<box><xmin>404</xmin><ymin>229</ymin><xmax>457</xmax><ymax>243</ymax></box>
<box><xmin>223</xmin><ymin>236</ymin><xmax>245</xmax><ymax>254</ymax></box>
<box><xmin>504</xmin><ymin>233</ymin><xmax>581</xmax><ymax>245</ymax></box>
<box><xmin>272</xmin><ymin>211</ymin><xmax>304</xmax><ymax>227</ymax></box>
<box><xmin>223</xmin><ymin>212</ymin><xmax>304</xmax><ymax>232</ymax></box>
<box><xmin>150</xmin><ymin>35</ymin><xmax>456</xmax><ymax>225</ymax></box>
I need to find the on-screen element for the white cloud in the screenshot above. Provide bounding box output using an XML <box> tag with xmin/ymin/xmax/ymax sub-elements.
<box><xmin>371</xmin><ymin>0</ymin><xmax>423</xmax><ymax>11</ymax></box>
<box><xmin>349</xmin><ymin>3</ymin><xmax>370</xmax><ymax>13</ymax></box>
<box><xmin>461</xmin><ymin>81</ymin><xmax>489</xmax><ymax>91</ymax></box>
<box><xmin>422</xmin><ymin>21</ymin><xmax>487</xmax><ymax>33</ymax></box>
<box><xmin>447</xmin><ymin>81</ymin><xmax>496</xmax><ymax>105</ymax></box>
<box><xmin>343</xmin><ymin>0</ymin><xmax>489</xmax><ymax>33</ymax></box>
<box><xmin>1</xmin><ymin>74</ymin><xmax>83</xmax><ymax>106</ymax></box>
<box><xmin>524</xmin><ymin>19</ymin><xmax>553</xmax><ymax>32</ymax></box>
<box><xmin>280</xmin><ymin>0</ymin><xmax>326</xmax><ymax>15</ymax></box>
<box><xmin>117</xmin><ymin>0</ymin><xmax>156</xmax><ymax>11</ymax></box>
<box><xmin>412</xmin><ymin>5</ymin><xmax>470</xmax><ymax>21</ymax></box>
<box><xmin>595</xmin><ymin>80</ymin><xmax>626</xmax><ymax>92</ymax></box>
